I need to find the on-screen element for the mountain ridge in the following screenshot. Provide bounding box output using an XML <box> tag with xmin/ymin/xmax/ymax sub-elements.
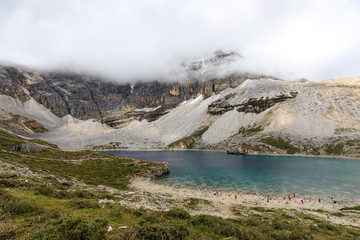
<box><xmin>0</xmin><ymin>60</ymin><xmax>359</xmax><ymax>159</ymax></box>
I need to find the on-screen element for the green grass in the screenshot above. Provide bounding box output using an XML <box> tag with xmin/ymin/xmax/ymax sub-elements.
<box><xmin>0</xmin><ymin>129</ymin><xmax>24</xmax><ymax>146</ymax></box>
<box><xmin>261</xmin><ymin>136</ymin><xmax>300</xmax><ymax>154</ymax></box>
<box><xmin>0</xmin><ymin>129</ymin><xmax>164</xmax><ymax>190</ymax></box>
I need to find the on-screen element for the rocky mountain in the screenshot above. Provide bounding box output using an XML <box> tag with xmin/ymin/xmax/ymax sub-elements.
<box><xmin>0</xmin><ymin>51</ymin><xmax>266</xmax><ymax>128</ymax></box>
<box><xmin>0</xmin><ymin>52</ymin><xmax>359</xmax><ymax>159</ymax></box>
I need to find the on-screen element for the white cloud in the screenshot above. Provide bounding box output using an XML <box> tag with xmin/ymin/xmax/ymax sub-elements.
<box><xmin>0</xmin><ymin>0</ymin><xmax>359</xmax><ymax>81</ymax></box>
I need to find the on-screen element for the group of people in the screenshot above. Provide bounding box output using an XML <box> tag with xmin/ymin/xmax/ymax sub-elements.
<box><xmin>287</xmin><ymin>193</ymin><xmax>304</xmax><ymax>204</ymax></box>
<box><xmin>264</xmin><ymin>193</ymin><xmax>306</xmax><ymax>205</ymax></box>
<box><xmin>287</xmin><ymin>192</ymin><xmax>296</xmax><ymax>201</ymax></box>
<box><xmin>216</xmin><ymin>191</ymin><xmax>322</xmax><ymax>206</ymax></box>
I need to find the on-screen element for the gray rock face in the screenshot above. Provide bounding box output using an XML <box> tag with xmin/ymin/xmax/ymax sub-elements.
<box><xmin>0</xmin><ymin>114</ymin><xmax>47</xmax><ymax>135</ymax></box>
<box><xmin>0</xmin><ymin>65</ymin><xmax>265</xmax><ymax>126</ymax></box>
<box><xmin>208</xmin><ymin>91</ymin><xmax>298</xmax><ymax>115</ymax></box>
<box><xmin>0</xmin><ymin>52</ymin><xmax>273</xmax><ymax>127</ymax></box>
<box><xmin>0</xmin><ymin>66</ymin><xmax>31</xmax><ymax>102</ymax></box>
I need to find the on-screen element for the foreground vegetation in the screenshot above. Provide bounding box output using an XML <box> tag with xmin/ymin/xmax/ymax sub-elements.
<box><xmin>1</xmin><ymin>180</ymin><xmax>360</xmax><ymax>239</ymax></box>
<box><xmin>1</xmin><ymin>129</ymin><xmax>360</xmax><ymax>239</ymax></box>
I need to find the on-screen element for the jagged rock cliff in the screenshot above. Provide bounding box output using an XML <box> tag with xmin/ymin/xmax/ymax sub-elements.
<box><xmin>0</xmin><ymin>51</ymin><xmax>267</xmax><ymax>128</ymax></box>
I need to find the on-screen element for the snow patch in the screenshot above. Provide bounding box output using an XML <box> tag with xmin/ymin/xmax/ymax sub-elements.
<box><xmin>190</xmin><ymin>95</ymin><xmax>203</xmax><ymax>104</ymax></box>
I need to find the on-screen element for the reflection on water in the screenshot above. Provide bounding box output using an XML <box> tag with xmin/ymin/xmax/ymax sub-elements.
<box><xmin>106</xmin><ymin>150</ymin><xmax>360</xmax><ymax>198</ymax></box>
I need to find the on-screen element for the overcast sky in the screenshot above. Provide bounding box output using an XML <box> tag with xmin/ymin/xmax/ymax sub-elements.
<box><xmin>0</xmin><ymin>0</ymin><xmax>359</xmax><ymax>81</ymax></box>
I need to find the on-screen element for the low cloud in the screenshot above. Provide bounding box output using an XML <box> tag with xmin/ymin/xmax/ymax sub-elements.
<box><xmin>0</xmin><ymin>0</ymin><xmax>359</xmax><ymax>81</ymax></box>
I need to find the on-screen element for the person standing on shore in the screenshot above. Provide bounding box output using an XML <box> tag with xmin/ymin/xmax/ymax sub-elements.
<box><xmin>267</xmin><ymin>196</ymin><xmax>270</xmax><ymax>202</ymax></box>
<box><xmin>293</xmin><ymin>193</ymin><xmax>296</xmax><ymax>198</ymax></box>
<box><xmin>288</xmin><ymin>195</ymin><xmax>291</xmax><ymax>201</ymax></box>
<box><xmin>319</xmin><ymin>198</ymin><xmax>321</xmax><ymax>203</ymax></box>
<box><xmin>235</xmin><ymin>194</ymin><xmax>237</xmax><ymax>200</ymax></box>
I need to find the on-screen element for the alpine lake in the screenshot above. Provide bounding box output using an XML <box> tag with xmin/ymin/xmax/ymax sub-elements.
<box><xmin>107</xmin><ymin>150</ymin><xmax>360</xmax><ymax>199</ymax></box>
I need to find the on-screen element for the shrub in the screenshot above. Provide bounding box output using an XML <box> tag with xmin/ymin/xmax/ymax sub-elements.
<box><xmin>137</xmin><ymin>222</ymin><xmax>189</xmax><ymax>240</ymax></box>
<box><xmin>325</xmin><ymin>144</ymin><xmax>344</xmax><ymax>155</ymax></box>
<box><xmin>288</xmin><ymin>231</ymin><xmax>311</xmax><ymax>240</ymax></box>
<box><xmin>272</xmin><ymin>219</ymin><xmax>290</xmax><ymax>230</ymax></box>
<box><xmin>37</xmin><ymin>186</ymin><xmax>54</xmax><ymax>196</ymax></box>
<box><xmin>0</xmin><ymin>222</ymin><xmax>17</xmax><ymax>240</ymax></box>
<box><xmin>137</xmin><ymin>224</ymin><xmax>172</xmax><ymax>240</ymax></box>
<box><xmin>69</xmin><ymin>200</ymin><xmax>99</xmax><ymax>209</ymax></box>
<box><xmin>30</xmin><ymin>216</ymin><xmax>108</xmax><ymax>240</ymax></box>
<box><xmin>0</xmin><ymin>175</ymin><xmax>24</xmax><ymax>188</ymax></box>
<box><xmin>139</xmin><ymin>213</ymin><xmax>158</xmax><ymax>225</ymax></box>
<box><xmin>318</xmin><ymin>222</ymin><xmax>337</xmax><ymax>231</ymax></box>
<box><xmin>169</xmin><ymin>222</ymin><xmax>190</xmax><ymax>240</ymax></box>
<box><xmin>133</xmin><ymin>208</ymin><xmax>146</xmax><ymax>217</ymax></box>
<box><xmin>166</xmin><ymin>209</ymin><xmax>190</xmax><ymax>220</ymax></box>
<box><xmin>74</xmin><ymin>190</ymin><xmax>95</xmax><ymax>199</ymax></box>
<box><xmin>109</xmin><ymin>208</ymin><xmax>123</xmax><ymax>219</ymax></box>
<box><xmin>0</xmin><ymin>193</ymin><xmax>36</xmax><ymax>215</ymax></box>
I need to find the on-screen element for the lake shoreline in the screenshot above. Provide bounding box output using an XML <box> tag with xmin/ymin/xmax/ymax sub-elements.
<box><xmin>128</xmin><ymin>178</ymin><xmax>360</xmax><ymax>227</ymax></box>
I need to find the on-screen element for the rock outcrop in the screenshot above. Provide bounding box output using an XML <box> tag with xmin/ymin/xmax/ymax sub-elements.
<box><xmin>208</xmin><ymin>91</ymin><xmax>298</xmax><ymax>115</ymax></box>
<box><xmin>0</xmin><ymin>114</ymin><xmax>47</xmax><ymax>134</ymax></box>
<box><xmin>9</xmin><ymin>142</ymin><xmax>45</xmax><ymax>153</ymax></box>
<box><xmin>147</xmin><ymin>162</ymin><xmax>171</xmax><ymax>178</ymax></box>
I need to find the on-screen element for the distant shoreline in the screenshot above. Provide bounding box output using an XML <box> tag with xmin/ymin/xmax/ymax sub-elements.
<box><xmin>100</xmin><ymin>148</ymin><xmax>360</xmax><ymax>161</ymax></box>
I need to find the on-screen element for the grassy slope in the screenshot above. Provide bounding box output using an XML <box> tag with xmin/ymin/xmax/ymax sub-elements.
<box><xmin>1</xmin><ymin>129</ymin><xmax>360</xmax><ymax>239</ymax></box>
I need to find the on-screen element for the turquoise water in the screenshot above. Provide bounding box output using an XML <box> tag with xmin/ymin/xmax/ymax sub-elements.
<box><xmin>107</xmin><ymin>151</ymin><xmax>360</xmax><ymax>198</ymax></box>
